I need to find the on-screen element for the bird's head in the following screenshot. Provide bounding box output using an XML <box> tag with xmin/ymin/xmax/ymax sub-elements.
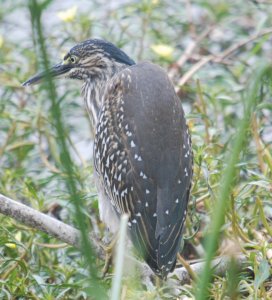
<box><xmin>22</xmin><ymin>39</ymin><xmax>135</xmax><ymax>86</ymax></box>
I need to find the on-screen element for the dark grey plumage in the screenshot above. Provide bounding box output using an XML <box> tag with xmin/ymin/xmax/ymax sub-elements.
<box><xmin>22</xmin><ymin>39</ymin><xmax>193</xmax><ymax>278</ymax></box>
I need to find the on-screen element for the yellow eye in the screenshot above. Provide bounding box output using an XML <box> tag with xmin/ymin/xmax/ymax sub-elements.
<box><xmin>70</xmin><ymin>55</ymin><xmax>78</xmax><ymax>63</ymax></box>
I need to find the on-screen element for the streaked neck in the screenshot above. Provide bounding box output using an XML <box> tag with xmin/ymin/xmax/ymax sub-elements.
<box><xmin>82</xmin><ymin>64</ymin><xmax>126</xmax><ymax>131</ymax></box>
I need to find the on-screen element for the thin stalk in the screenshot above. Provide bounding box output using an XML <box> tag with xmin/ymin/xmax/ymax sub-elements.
<box><xmin>111</xmin><ymin>214</ymin><xmax>129</xmax><ymax>300</ymax></box>
<box><xmin>28</xmin><ymin>1</ymin><xmax>106</xmax><ymax>298</ymax></box>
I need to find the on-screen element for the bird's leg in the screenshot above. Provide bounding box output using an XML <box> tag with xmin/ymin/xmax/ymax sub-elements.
<box><xmin>155</xmin><ymin>276</ymin><xmax>163</xmax><ymax>287</ymax></box>
<box><xmin>177</xmin><ymin>253</ymin><xmax>197</xmax><ymax>280</ymax></box>
<box><xmin>100</xmin><ymin>233</ymin><xmax>119</xmax><ymax>277</ymax></box>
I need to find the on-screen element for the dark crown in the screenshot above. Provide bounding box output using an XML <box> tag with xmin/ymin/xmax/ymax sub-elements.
<box><xmin>68</xmin><ymin>39</ymin><xmax>136</xmax><ymax>66</ymax></box>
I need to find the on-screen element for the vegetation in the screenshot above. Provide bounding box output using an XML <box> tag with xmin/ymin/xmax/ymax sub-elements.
<box><xmin>0</xmin><ymin>0</ymin><xmax>271</xmax><ymax>299</ymax></box>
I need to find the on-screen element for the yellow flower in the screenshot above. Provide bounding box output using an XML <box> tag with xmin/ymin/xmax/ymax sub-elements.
<box><xmin>0</xmin><ymin>35</ymin><xmax>3</xmax><ymax>48</ymax></box>
<box><xmin>5</xmin><ymin>243</ymin><xmax>16</xmax><ymax>249</ymax></box>
<box><xmin>57</xmin><ymin>5</ymin><xmax>77</xmax><ymax>23</ymax></box>
<box><xmin>151</xmin><ymin>44</ymin><xmax>174</xmax><ymax>59</ymax></box>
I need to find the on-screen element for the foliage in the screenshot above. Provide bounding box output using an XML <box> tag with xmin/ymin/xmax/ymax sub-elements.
<box><xmin>0</xmin><ymin>0</ymin><xmax>272</xmax><ymax>299</ymax></box>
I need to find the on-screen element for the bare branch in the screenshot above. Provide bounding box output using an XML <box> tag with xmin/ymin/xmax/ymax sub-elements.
<box><xmin>0</xmin><ymin>193</ymin><xmax>103</xmax><ymax>258</ymax></box>
<box><xmin>168</xmin><ymin>26</ymin><xmax>214</xmax><ymax>80</ymax></box>
<box><xmin>176</xmin><ymin>27</ymin><xmax>272</xmax><ymax>89</ymax></box>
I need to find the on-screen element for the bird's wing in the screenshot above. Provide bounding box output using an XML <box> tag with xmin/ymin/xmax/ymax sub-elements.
<box><xmin>94</xmin><ymin>62</ymin><xmax>193</xmax><ymax>277</ymax></box>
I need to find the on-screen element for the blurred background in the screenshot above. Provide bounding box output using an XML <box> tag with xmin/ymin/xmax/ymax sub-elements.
<box><xmin>0</xmin><ymin>0</ymin><xmax>272</xmax><ymax>299</ymax></box>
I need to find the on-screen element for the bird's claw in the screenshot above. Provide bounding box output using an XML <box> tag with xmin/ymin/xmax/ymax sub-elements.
<box><xmin>99</xmin><ymin>235</ymin><xmax>118</xmax><ymax>277</ymax></box>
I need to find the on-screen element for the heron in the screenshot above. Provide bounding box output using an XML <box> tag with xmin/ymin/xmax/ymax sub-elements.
<box><xmin>22</xmin><ymin>39</ymin><xmax>193</xmax><ymax>279</ymax></box>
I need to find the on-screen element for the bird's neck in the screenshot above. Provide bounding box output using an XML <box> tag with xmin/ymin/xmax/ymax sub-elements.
<box><xmin>82</xmin><ymin>64</ymin><xmax>126</xmax><ymax>132</ymax></box>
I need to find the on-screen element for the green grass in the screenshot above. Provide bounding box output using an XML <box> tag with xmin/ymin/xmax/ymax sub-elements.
<box><xmin>0</xmin><ymin>0</ymin><xmax>272</xmax><ymax>299</ymax></box>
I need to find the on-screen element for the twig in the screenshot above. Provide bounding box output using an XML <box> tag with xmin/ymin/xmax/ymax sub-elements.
<box><xmin>252</xmin><ymin>114</ymin><xmax>266</xmax><ymax>174</ymax></box>
<box><xmin>185</xmin><ymin>0</ymin><xmax>196</xmax><ymax>37</ymax></box>
<box><xmin>177</xmin><ymin>27</ymin><xmax>272</xmax><ymax>88</ymax></box>
<box><xmin>67</xmin><ymin>133</ymin><xmax>87</xmax><ymax>168</ymax></box>
<box><xmin>189</xmin><ymin>54</ymin><xmax>233</xmax><ymax>66</ymax></box>
<box><xmin>38</xmin><ymin>129</ymin><xmax>61</xmax><ymax>173</ymax></box>
<box><xmin>177</xmin><ymin>253</ymin><xmax>197</xmax><ymax>281</ymax></box>
<box><xmin>168</xmin><ymin>26</ymin><xmax>214</xmax><ymax>80</ymax></box>
<box><xmin>196</xmin><ymin>79</ymin><xmax>210</xmax><ymax>144</ymax></box>
<box><xmin>0</xmin><ymin>122</ymin><xmax>16</xmax><ymax>158</ymax></box>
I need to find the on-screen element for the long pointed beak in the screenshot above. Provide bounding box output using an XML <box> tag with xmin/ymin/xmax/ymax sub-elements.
<box><xmin>22</xmin><ymin>62</ymin><xmax>73</xmax><ymax>86</ymax></box>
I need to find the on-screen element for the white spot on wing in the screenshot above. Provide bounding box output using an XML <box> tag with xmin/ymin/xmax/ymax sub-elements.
<box><xmin>121</xmin><ymin>188</ymin><xmax>128</xmax><ymax>197</ymax></box>
<box><xmin>140</xmin><ymin>171</ymin><xmax>147</xmax><ymax>179</ymax></box>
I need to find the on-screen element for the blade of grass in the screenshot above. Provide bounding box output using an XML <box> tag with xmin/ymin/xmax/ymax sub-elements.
<box><xmin>195</xmin><ymin>63</ymin><xmax>272</xmax><ymax>299</ymax></box>
<box><xmin>27</xmin><ymin>1</ymin><xmax>106</xmax><ymax>298</ymax></box>
<box><xmin>111</xmin><ymin>214</ymin><xmax>129</xmax><ymax>300</ymax></box>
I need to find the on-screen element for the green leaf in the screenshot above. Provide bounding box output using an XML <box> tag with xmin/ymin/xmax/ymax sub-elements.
<box><xmin>254</xmin><ymin>259</ymin><xmax>270</xmax><ymax>291</ymax></box>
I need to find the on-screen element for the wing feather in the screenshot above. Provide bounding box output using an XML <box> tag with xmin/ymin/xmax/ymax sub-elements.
<box><xmin>94</xmin><ymin>62</ymin><xmax>193</xmax><ymax>277</ymax></box>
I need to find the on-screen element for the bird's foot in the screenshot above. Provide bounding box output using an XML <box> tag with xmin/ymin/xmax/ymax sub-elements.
<box><xmin>99</xmin><ymin>235</ymin><xmax>118</xmax><ymax>277</ymax></box>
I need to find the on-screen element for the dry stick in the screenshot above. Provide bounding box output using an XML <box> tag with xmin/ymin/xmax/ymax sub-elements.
<box><xmin>38</xmin><ymin>130</ymin><xmax>61</xmax><ymax>173</ymax></box>
<box><xmin>0</xmin><ymin>193</ymin><xmax>248</xmax><ymax>285</ymax></box>
<box><xmin>185</xmin><ymin>0</ymin><xmax>196</xmax><ymax>37</ymax></box>
<box><xmin>196</xmin><ymin>79</ymin><xmax>210</xmax><ymax>144</ymax></box>
<box><xmin>190</xmin><ymin>54</ymin><xmax>233</xmax><ymax>66</ymax></box>
<box><xmin>67</xmin><ymin>134</ymin><xmax>87</xmax><ymax>168</ymax></box>
<box><xmin>168</xmin><ymin>26</ymin><xmax>214</xmax><ymax>80</ymax></box>
<box><xmin>177</xmin><ymin>253</ymin><xmax>197</xmax><ymax>281</ymax></box>
<box><xmin>0</xmin><ymin>122</ymin><xmax>16</xmax><ymax>158</ymax></box>
<box><xmin>252</xmin><ymin>114</ymin><xmax>266</xmax><ymax>174</ymax></box>
<box><xmin>177</xmin><ymin>27</ymin><xmax>272</xmax><ymax>88</ymax></box>
<box><xmin>0</xmin><ymin>193</ymin><xmax>103</xmax><ymax>259</ymax></box>
<box><xmin>34</xmin><ymin>241</ymin><xmax>68</xmax><ymax>248</ymax></box>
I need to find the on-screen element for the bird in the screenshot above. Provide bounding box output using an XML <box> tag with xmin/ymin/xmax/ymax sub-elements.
<box><xmin>22</xmin><ymin>38</ymin><xmax>193</xmax><ymax>279</ymax></box>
